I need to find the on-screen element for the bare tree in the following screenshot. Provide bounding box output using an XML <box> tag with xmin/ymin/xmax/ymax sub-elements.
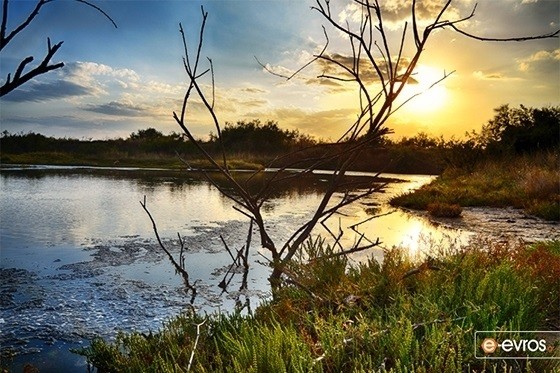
<box><xmin>0</xmin><ymin>0</ymin><xmax>116</xmax><ymax>97</ymax></box>
<box><xmin>156</xmin><ymin>1</ymin><xmax>558</xmax><ymax>291</ymax></box>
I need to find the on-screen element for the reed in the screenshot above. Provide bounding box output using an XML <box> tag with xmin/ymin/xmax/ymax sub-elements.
<box><xmin>391</xmin><ymin>151</ymin><xmax>559</xmax><ymax>220</ymax></box>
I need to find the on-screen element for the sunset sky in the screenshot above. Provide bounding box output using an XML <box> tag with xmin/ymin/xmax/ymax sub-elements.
<box><xmin>0</xmin><ymin>0</ymin><xmax>558</xmax><ymax>140</ymax></box>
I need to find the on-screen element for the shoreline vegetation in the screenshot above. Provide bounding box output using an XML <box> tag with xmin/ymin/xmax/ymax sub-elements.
<box><xmin>76</xmin><ymin>239</ymin><xmax>560</xmax><ymax>372</ymax></box>
<box><xmin>390</xmin><ymin>151</ymin><xmax>560</xmax><ymax>221</ymax></box>
<box><xmin>0</xmin><ymin>120</ymin><xmax>445</xmax><ymax>175</ymax></box>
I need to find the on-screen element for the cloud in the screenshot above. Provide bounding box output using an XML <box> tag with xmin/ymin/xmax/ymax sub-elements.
<box><xmin>338</xmin><ymin>0</ymin><xmax>469</xmax><ymax>28</ymax></box>
<box><xmin>83</xmin><ymin>100</ymin><xmax>147</xmax><ymax>116</ymax></box>
<box><xmin>312</xmin><ymin>53</ymin><xmax>416</xmax><ymax>86</ymax></box>
<box><xmin>64</xmin><ymin>61</ymin><xmax>140</xmax><ymax>83</ymax></box>
<box><xmin>260</xmin><ymin>63</ymin><xmax>294</xmax><ymax>79</ymax></box>
<box><xmin>518</xmin><ymin>49</ymin><xmax>560</xmax><ymax>72</ymax></box>
<box><xmin>306</xmin><ymin>77</ymin><xmax>348</xmax><ymax>93</ymax></box>
<box><xmin>1</xmin><ymin>80</ymin><xmax>93</xmax><ymax>102</ymax></box>
<box><xmin>472</xmin><ymin>71</ymin><xmax>505</xmax><ymax>80</ymax></box>
<box><xmin>0</xmin><ymin>61</ymin><xmax>145</xmax><ymax>103</ymax></box>
<box><xmin>239</xmin><ymin>86</ymin><xmax>268</xmax><ymax>94</ymax></box>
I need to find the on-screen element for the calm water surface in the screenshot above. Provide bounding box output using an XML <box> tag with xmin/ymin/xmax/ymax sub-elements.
<box><xmin>1</xmin><ymin>167</ymin><xmax>470</xmax><ymax>371</ymax></box>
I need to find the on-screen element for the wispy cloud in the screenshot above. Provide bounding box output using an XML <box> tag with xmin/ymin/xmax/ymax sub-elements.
<box><xmin>83</xmin><ymin>100</ymin><xmax>147</xmax><ymax>116</ymax></box>
<box><xmin>518</xmin><ymin>48</ymin><xmax>560</xmax><ymax>72</ymax></box>
<box><xmin>0</xmin><ymin>80</ymin><xmax>93</xmax><ymax>102</ymax></box>
<box><xmin>239</xmin><ymin>86</ymin><xmax>268</xmax><ymax>94</ymax></box>
<box><xmin>472</xmin><ymin>71</ymin><xmax>506</xmax><ymax>80</ymax></box>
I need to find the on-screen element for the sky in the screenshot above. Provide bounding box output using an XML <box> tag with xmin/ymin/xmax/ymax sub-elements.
<box><xmin>0</xmin><ymin>0</ymin><xmax>558</xmax><ymax>141</ymax></box>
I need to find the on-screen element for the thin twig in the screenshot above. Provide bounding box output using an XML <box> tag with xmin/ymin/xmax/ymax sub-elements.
<box><xmin>186</xmin><ymin>319</ymin><xmax>207</xmax><ymax>372</ymax></box>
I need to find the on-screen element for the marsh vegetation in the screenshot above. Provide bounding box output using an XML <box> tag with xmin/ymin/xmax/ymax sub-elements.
<box><xmin>77</xmin><ymin>239</ymin><xmax>560</xmax><ymax>372</ymax></box>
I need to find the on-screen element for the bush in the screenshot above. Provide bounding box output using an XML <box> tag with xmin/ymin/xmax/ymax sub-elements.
<box><xmin>213</xmin><ymin>119</ymin><xmax>315</xmax><ymax>154</ymax></box>
<box><xmin>426</xmin><ymin>202</ymin><xmax>463</xmax><ymax>218</ymax></box>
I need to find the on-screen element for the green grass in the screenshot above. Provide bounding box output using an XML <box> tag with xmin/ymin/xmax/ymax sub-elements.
<box><xmin>390</xmin><ymin>151</ymin><xmax>560</xmax><ymax>221</ymax></box>
<box><xmin>75</xmin><ymin>239</ymin><xmax>560</xmax><ymax>372</ymax></box>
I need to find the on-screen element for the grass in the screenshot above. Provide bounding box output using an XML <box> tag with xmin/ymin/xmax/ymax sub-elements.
<box><xmin>390</xmin><ymin>151</ymin><xmax>560</xmax><ymax>221</ymax></box>
<box><xmin>0</xmin><ymin>151</ymin><xmax>266</xmax><ymax>170</ymax></box>
<box><xmin>426</xmin><ymin>202</ymin><xmax>463</xmax><ymax>218</ymax></box>
<box><xmin>75</xmin><ymin>238</ymin><xmax>560</xmax><ymax>372</ymax></box>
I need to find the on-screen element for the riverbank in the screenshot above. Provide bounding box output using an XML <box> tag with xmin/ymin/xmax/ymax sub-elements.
<box><xmin>0</xmin><ymin>125</ymin><xmax>446</xmax><ymax>175</ymax></box>
<box><xmin>0</xmin><ymin>147</ymin><xmax>446</xmax><ymax>174</ymax></box>
<box><xmin>390</xmin><ymin>151</ymin><xmax>560</xmax><ymax>221</ymax></box>
<box><xmin>77</xmin><ymin>239</ymin><xmax>560</xmax><ymax>372</ymax></box>
<box><xmin>0</xmin><ymin>151</ymin><xmax>267</xmax><ymax>171</ymax></box>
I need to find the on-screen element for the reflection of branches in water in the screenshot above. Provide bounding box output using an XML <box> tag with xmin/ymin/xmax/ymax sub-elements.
<box><xmin>140</xmin><ymin>195</ymin><xmax>197</xmax><ymax>303</ymax></box>
<box><xmin>218</xmin><ymin>221</ymin><xmax>253</xmax><ymax>313</ymax></box>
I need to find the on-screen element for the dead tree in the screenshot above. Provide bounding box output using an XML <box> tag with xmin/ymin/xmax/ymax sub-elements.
<box><xmin>0</xmin><ymin>0</ymin><xmax>116</xmax><ymax>97</ymax></box>
<box><xmin>165</xmin><ymin>1</ymin><xmax>557</xmax><ymax>291</ymax></box>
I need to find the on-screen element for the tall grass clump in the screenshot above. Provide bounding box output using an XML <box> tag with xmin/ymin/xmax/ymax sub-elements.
<box><xmin>391</xmin><ymin>151</ymin><xmax>560</xmax><ymax>220</ymax></box>
<box><xmin>76</xmin><ymin>238</ymin><xmax>560</xmax><ymax>372</ymax></box>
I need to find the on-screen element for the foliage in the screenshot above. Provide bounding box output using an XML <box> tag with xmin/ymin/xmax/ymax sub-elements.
<box><xmin>213</xmin><ymin>120</ymin><xmax>315</xmax><ymax>154</ymax></box>
<box><xmin>381</xmin><ymin>104</ymin><xmax>560</xmax><ymax>171</ymax></box>
<box><xmin>0</xmin><ymin>121</ymin><xmax>316</xmax><ymax>169</ymax></box>
<box><xmin>426</xmin><ymin>202</ymin><xmax>463</xmax><ymax>218</ymax></box>
<box><xmin>0</xmin><ymin>127</ymin><xmax>445</xmax><ymax>174</ymax></box>
<box><xmin>76</xmin><ymin>239</ymin><xmax>560</xmax><ymax>372</ymax></box>
<box><xmin>1</xmin><ymin>104</ymin><xmax>557</xmax><ymax>175</ymax></box>
<box><xmin>480</xmin><ymin>105</ymin><xmax>560</xmax><ymax>154</ymax></box>
<box><xmin>391</xmin><ymin>151</ymin><xmax>560</xmax><ymax>221</ymax></box>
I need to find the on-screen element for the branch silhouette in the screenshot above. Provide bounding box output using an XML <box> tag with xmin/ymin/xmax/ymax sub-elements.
<box><xmin>0</xmin><ymin>0</ymin><xmax>116</xmax><ymax>97</ymax></box>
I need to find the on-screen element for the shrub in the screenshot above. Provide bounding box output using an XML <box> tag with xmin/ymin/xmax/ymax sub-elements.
<box><xmin>426</xmin><ymin>202</ymin><xmax>463</xmax><ymax>218</ymax></box>
<box><xmin>521</xmin><ymin>168</ymin><xmax>559</xmax><ymax>200</ymax></box>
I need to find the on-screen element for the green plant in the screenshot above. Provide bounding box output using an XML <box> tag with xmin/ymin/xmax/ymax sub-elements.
<box><xmin>76</xmin><ymin>239</ymin><xmax>559</xmax><ymax>372</ymax></box>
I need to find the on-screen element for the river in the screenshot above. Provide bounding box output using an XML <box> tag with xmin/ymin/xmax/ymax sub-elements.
<box><xmin>1</xmin><ymin>166</ymin><xmax>557</xmax><ymax>371</ymax></box>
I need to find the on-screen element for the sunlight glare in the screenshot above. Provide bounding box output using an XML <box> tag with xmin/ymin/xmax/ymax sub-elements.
<box><xmin>402</xmin><ymin>65</ymin><xmax>449</xmax><ymax>113</ymax></box>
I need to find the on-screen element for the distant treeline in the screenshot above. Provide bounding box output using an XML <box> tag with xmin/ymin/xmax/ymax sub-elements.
<box><xmin>381</xmin><ymin>104</ymin><xmax>560</xmax><ymax>171</ymax></box>
<box><xmin>1</xmin><ymin>105</ymin><xmax>558</xmax><ymax>174</ymax></box>
<box><xmin>0</xmin><ymin>120</ymin><xmax>313</xmax><ymax>157</ymax></box>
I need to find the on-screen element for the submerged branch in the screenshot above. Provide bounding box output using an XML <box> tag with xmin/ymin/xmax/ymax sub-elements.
<box><xmin>140</xmin><ymin>196</ymin><xmax>196</xmax><ymax>296</ymax></box>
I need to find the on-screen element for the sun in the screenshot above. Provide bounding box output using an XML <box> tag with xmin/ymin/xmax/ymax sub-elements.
<box><xmin>401</xmin><ymin>65</ymin><xmax>449</xmax><ymax>114</ymax></box>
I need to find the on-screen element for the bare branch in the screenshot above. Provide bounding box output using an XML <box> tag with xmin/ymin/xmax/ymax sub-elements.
<box><xmin>165</xmin><ymin>1</ymin><xmax>560</xmax><ymax>292</ymax></box>
<box><xmin>0</xmin><ymin>0</ymin><xmax>46</xmax><ymax>51</ymax></box>
<box><xmin>0</xmin><ymin>38</ymin><xmax>64</xmax><ymax>97</ymax></box>
<box><xmin>390</xmin><ymin>69</ymin><xmax>455</xmax><ymax>116</ymax></box>
<box><xmin>140</xmin><ymin>196</ymin><xmax>194</xmax><ymax>292</ymax></box>
<box><xmin>255</xmin><ymin>26</ymin><xmax>330</xmax><ymax>82</ymax></box>
<box><xmin>448</xmin><ymin>25</ymin><xmax>559</xmax><ymax>42</ymax></box>
<box><xmin>1</xmin><ymin>0</ymin><xmax>9</xmax><ymax>45</ymax></box>
<box><xmin>71</xmin><ymin>0</ymin><xmax>118</xmax><ymax>29</ymax></box>
<box><xmin>0</xmin><ymin>0</ymin><xmax>116</xmax><ymax>97</ymax></box>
